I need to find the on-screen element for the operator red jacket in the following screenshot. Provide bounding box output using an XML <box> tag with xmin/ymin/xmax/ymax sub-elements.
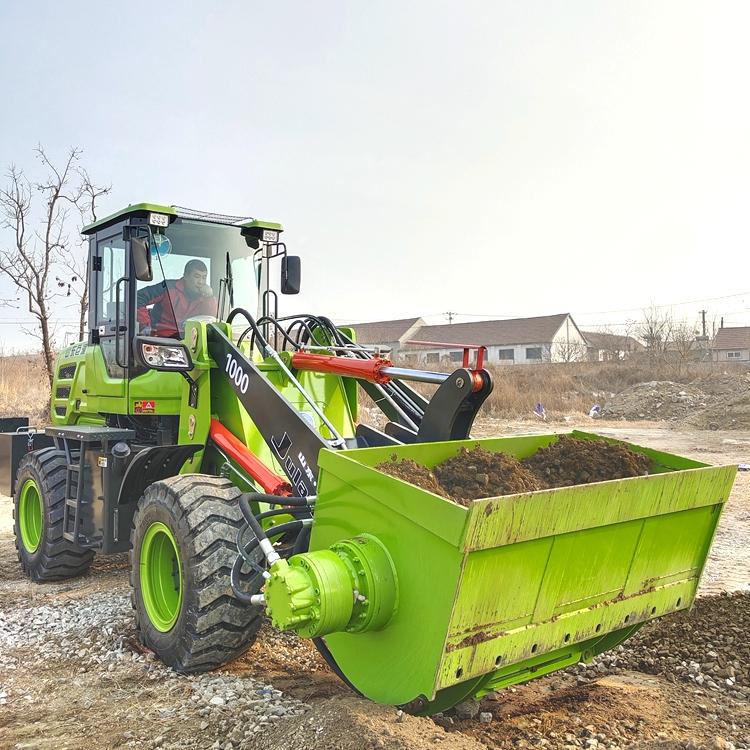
<box><xmin>137</xmin><ymin>279</ymin><xmax>217</xmax><ymax>336</ymax></box>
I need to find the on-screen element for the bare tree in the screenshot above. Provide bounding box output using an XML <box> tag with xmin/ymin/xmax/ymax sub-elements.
<box><xmin>670</xmin><ymin>320</ymin><xmax>699</xmax><ymax>375</ymax></box>
<box><xmin>636</xmin><ymin>306</ymin><xmax>673</xmax><ymax>361</ymax></box>
<box><xmin>0</xmin><ymin>146</ymin><xmax>110</xmax><ymax>385</ymax></box>
<box><xmin>553</xmin><ymin>338</ymin><xmax>588</xmax><ymax>363</ymax></box>
<box><xmin>597</xmin><ymin>321</ymin><xmax>639</xmax><ymax>362</ymax></box>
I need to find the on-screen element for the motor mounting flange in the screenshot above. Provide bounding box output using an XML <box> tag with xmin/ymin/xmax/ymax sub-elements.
<box><xmin>264</xmin><ymin>534</ymin><xmax>397</xmax><ymax>639</ymax></box>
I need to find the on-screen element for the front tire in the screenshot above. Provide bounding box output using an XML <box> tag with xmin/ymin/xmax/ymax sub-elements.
<box><xmin>130</xmin><ymin>474</ymin><xmax>264</xmax><ymax>673</ymax></box>
<box><xmin>13</xmin><ymin>448</ymin><xmax>94</xmax><ymax>581</ymax></box>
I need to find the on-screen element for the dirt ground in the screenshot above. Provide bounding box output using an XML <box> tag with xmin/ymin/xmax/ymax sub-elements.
<box><xmin>1</xmin><ymin>420</ymin><xmax>749</xmax><ymax>750</ymax></box>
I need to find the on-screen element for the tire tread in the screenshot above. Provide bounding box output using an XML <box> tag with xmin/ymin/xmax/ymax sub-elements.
<box><xmin>13</xmin><ymin>447</ymin><xmax>94</xmax><ymax>582</ymax></box>
<box><xmin>130</xmin><ymin>475</ymin><xmax>263</xmax><ymax>673</ymax></box>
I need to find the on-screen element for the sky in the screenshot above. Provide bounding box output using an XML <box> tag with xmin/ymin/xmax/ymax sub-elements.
<box><xmin>0</xmin><ymin>1</ymin><xmax>749</xmax><ymax>351</ymax></box>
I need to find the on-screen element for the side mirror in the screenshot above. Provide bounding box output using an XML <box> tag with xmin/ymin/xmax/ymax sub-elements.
<box><xmin>134</xmin><ymin>336</ymin><xmax>193</xmax><ymax>372</ymax></box>
<box><xmin>281</xmin><ymin>255</ymin><xmax>301</xmax><ymax>295</ymax></box>
<box><xmin>131</xmin><ymin>236</ymin><xmax>153</xmax><ymax>282</ymax></box>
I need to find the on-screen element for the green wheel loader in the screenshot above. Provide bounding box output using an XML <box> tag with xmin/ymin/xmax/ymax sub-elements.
<box><xmin>1</xmin><ymin>203</ymin><xmax>736</xmax><ymax>714</ymax></box>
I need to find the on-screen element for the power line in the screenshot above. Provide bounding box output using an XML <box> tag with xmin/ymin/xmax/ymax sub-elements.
<box><xmin>436</xmin><ymin>292</ymin><xmax>750</xmax><ymax>322</ymax></box>
<box><xmin>570</xmin><ymin>291</ymin><xmax>750</xmax><ymax>316</ymax></box>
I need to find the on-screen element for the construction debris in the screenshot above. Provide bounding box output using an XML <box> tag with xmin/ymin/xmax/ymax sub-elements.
<box><xmin>601</xmin><ymin>382</ymin><xmax>710</xmax><ymax>421</ymax></box>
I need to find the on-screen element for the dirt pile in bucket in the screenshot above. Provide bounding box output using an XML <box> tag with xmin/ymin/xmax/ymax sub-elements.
<box><xmin>434</xmin><ymin>446</ymin><xmax>542</xmax><ymax>502</ymax></box>
<box><xmin>377</xmin><ymin>438</ymin><xmax>651</xmax><ymax>504</ymax></box>
<box><xmin>522</xmin><ymin>436</ymin><xmax>651</xmax><ymax>488</ymax></box>
<box><xmin>375</xmin><ymin>457</ymin><xmax>447</xmax><ymax>497</ymax></box>
<box><xmin>377</xmin><ymin>447</ymin><xmax>543</xmax><ymax>507</ymax></box>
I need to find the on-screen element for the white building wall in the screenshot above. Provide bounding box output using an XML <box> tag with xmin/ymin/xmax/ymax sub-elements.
<box><xmin>404</xmin><ymin>316</ymin><xmax>586</xmax><ymax>365</ymax></box>
<box><xmin>488</xmin><ymin>343</ymin><xmax>551</xmax><ymax>364</ymax></box>
<box><xmin>713</xmin><ymin>348</ymin><xmax>750</xmax><ymax>363</ymax></box>
<box><xmin>410</xmin><ymin>342</ymin><xmax>552</xmax><ymax>366</ymax></box>
<box><xmin>550</xmin><ymin>318</ymin><xmax>588</xmax><ymax>362</ymax></box>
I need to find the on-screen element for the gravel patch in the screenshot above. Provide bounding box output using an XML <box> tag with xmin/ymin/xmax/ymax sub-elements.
<box><xmin>0</xmin><ymin>590</ymin><xmax>310</xmax><ymax>749</ymax></box>
<box><xmin>573</xmin><ymin>593</ymin><xmax>750</xmax><ymax>703</ymax></box>
<box><xmin>449</xmin><ymin>593</ymin><xmax>750</xmax><ymax>750</ymax></box>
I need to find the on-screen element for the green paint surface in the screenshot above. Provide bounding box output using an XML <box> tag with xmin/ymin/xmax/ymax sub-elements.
<box><xmin>82</xmin><ymin>203</ymin><xmax>177</xmax><ymax>235</ymax></box>
<box><xmin>139</xmin><ymin>521</ymin><xmax>184</xmax><ymax>632</ymax></box>
<box><xmin>18</xmin><ymin>478</ymin><xmax>43</xmax><ymax>553</ymax></box>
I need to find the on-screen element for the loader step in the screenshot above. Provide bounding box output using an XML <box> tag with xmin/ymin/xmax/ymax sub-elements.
<box><xmin>46</xmin><ymin>425</ymin><xmax>135</xmax><ymax>442</ymax></box>
<box><xmin>52</xmin><ymin>426</ymin><xmax>135</xmax><ymax>550</ymax></box>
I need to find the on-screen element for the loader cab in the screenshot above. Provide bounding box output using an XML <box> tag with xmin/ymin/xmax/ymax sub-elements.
<box><xmin>82</xmin><ymin>204</ymin><xmax>287</xmax><ymax>384</ymax></box>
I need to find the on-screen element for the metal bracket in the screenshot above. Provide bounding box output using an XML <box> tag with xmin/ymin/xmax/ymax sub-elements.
<box><xmin>181</xmin><ymin>372</ymin><xmax>198</xmax><ymax>409</ymax></box>
<box><xmin>416</xmin><ymin>368</ymin><xmax>493</xmax><ymax>442</ymax></box>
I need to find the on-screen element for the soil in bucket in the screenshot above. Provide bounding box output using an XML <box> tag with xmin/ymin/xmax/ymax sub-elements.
<box><xmin>377</xmin><ymin>447</ymin><xmax>543</xmax><ymax>507</ymax></box>
<box><xmin>376</xmin><ymin>437</ymin><xmax>651</xmax><ymax>506</ymax></box>
<box><xmin>434</xmin><ymin>447</ymin><xmax>543</xmax><ymax>504</ymax></box>
<box><xmin>375</xmin><ymin>457</ymin><xmax>448</xmax><ymax>497</ymax></box>
<box><xmin>522</xmin><ymin>435</ymin><xmax>650</xmax><ymax>489</ymax></box>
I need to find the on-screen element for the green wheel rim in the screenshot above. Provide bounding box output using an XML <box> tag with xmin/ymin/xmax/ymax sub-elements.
<box><xmin>18</xmin><ymin>478</ymin><xmax>43</xmax><ymax>553</ymax></box>
<box><xmin>140</xmin><ymin>521</ymin><xmax>184</xmax><ymax>632</ymax></box>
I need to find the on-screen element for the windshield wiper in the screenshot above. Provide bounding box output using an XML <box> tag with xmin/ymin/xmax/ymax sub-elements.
<box><xmin>218</xmin><ymin>251</ymin><xmax>235</xmax><ymax>320</ymax></box>
<box><xmin>226</xmin><ymin>251</ymin><xmax>234</xmax><ymax>309</ymax></box>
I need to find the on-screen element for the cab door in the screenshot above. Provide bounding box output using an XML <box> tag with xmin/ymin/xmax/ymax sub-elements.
<box><xmin>89</xmin><ymin>228</ymin><xmax>129</xmax><ymax>400</ymax></box>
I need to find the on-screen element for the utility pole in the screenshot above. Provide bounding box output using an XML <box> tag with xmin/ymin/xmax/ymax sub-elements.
<box><xmin>695</xmin><ymin>309</ymin><xmax>710</xmax><ymax>358</ymax></box>
<box><xmin>445</xmin><ymin>312</ymin><xmax>456</xmax><ymax>324</ymax></box>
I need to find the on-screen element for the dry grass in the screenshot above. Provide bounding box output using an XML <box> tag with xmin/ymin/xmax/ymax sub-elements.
<box><xmin>0</xmin><ymin>349</ymin><xmax>741</xmax><ymax>427</ymax></box>
<box><xmin>0</xmin><ymin>353</ymin><xmax>50</xmax><ymax>422</ymax></box>
<box><xmin>395</xmin><ymin>358</ymin><xmax>745</xmax><ymax>421</ymax></box>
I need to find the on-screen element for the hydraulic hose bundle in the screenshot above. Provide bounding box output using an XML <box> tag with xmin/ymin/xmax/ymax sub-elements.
<box><xmin>230</xmin><ymin>492</ymin><xmax>315</xmax><ymax>605</ymax></box>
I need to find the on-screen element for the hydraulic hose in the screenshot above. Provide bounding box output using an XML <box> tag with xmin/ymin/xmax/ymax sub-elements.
<box><xmin>227</xmin><ymin>308</ymin><xmax>269</xmax><ymax>348</ymax></box>
<box><xmin>232</xmin><ymin>492</ymin><xmax>315</xmax><ymax>604</ymax></box>
<box><xmin>240</xmin><ymin>492</ymin><xmax>314</xmax><ymax>508</ymax></box>
<box><xmin>231</xmin><ymin>518</ymin><xmax>313</xmax><ymax>604</ymax></box>
<box><xmin>293</xmin><ymin>524</ymin><xmax>312</xmax><ymax>555</ymax></box>
<box><xmin>255</xmin><ymin>506</ymin><xmax>313</xmax><ymax>523</ymax></box>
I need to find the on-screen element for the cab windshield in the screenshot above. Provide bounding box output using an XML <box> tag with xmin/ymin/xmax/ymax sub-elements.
<box><xmin>136</xmin><ymin>218</ymin><xmax>256</xmax><ymax>338</ymax></box>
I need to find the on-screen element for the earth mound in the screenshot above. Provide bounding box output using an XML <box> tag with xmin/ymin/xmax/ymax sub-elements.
<box><xmin>685</xmin><ymin>392</ymin><xmax>750</xmax><ymax>430</ymax></box>
<box><xmin>692</xmin><ymin>371</ymin><xmax>750</xmax><ymax>396</ymax></box>
<box><xmin>521</xmin><ymin>436</ymin><xmax>650</xmax><ymax>488</ymax></box>
<box><xmin>247</xmin><ymin>694</ymin><xmax>486</xmax><ymax>750</ymax></box>
<box><xmin>601</xmin><ymin>381</ymin><xmax>709</xmax><ymax>421</ymax></box>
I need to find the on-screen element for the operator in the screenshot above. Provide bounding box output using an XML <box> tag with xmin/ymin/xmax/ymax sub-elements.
<box><xmin>137</xmin><ymin>259</ymin><xmax>217</xmax><ymax>337</ymax></box>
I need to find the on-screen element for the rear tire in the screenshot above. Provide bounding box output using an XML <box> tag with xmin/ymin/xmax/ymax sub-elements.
<box><xmin>130</xmin><ymin>474</ymin><xmax>264</xmax><ymax>673</ymax></box>
<box><xmin>13</xmin><ymin>448</ymin><xmax>94</xmax><ymax>581</ymax></box>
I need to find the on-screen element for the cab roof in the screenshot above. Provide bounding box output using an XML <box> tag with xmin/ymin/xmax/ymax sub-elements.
<box><xmin>81</xmin><ymin>203</ymin><xmax>282</xmax><ymax>235</ymax></box>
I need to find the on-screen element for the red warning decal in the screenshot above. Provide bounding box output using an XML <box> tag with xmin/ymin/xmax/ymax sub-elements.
<box><xmin>134</xmin><ymin>400</ymin><xmax>156</xmax><ymax>414</ymax></box>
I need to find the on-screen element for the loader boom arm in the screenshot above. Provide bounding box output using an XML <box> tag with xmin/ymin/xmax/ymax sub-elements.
<box><xmin>207</xmin><ymin>323</ymin><xmax>331</xmax><ymax>496</ymax></box>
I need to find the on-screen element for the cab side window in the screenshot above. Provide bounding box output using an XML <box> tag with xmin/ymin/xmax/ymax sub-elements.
<box><xmin>93</xmin><ymin>235</ymin><xmax>128</xmax><ymax>378</ymax></box>
<box><xmin>96</xmin><ymin>237</ymin><xmax>127</xmax><ymax>328</ymax></box>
